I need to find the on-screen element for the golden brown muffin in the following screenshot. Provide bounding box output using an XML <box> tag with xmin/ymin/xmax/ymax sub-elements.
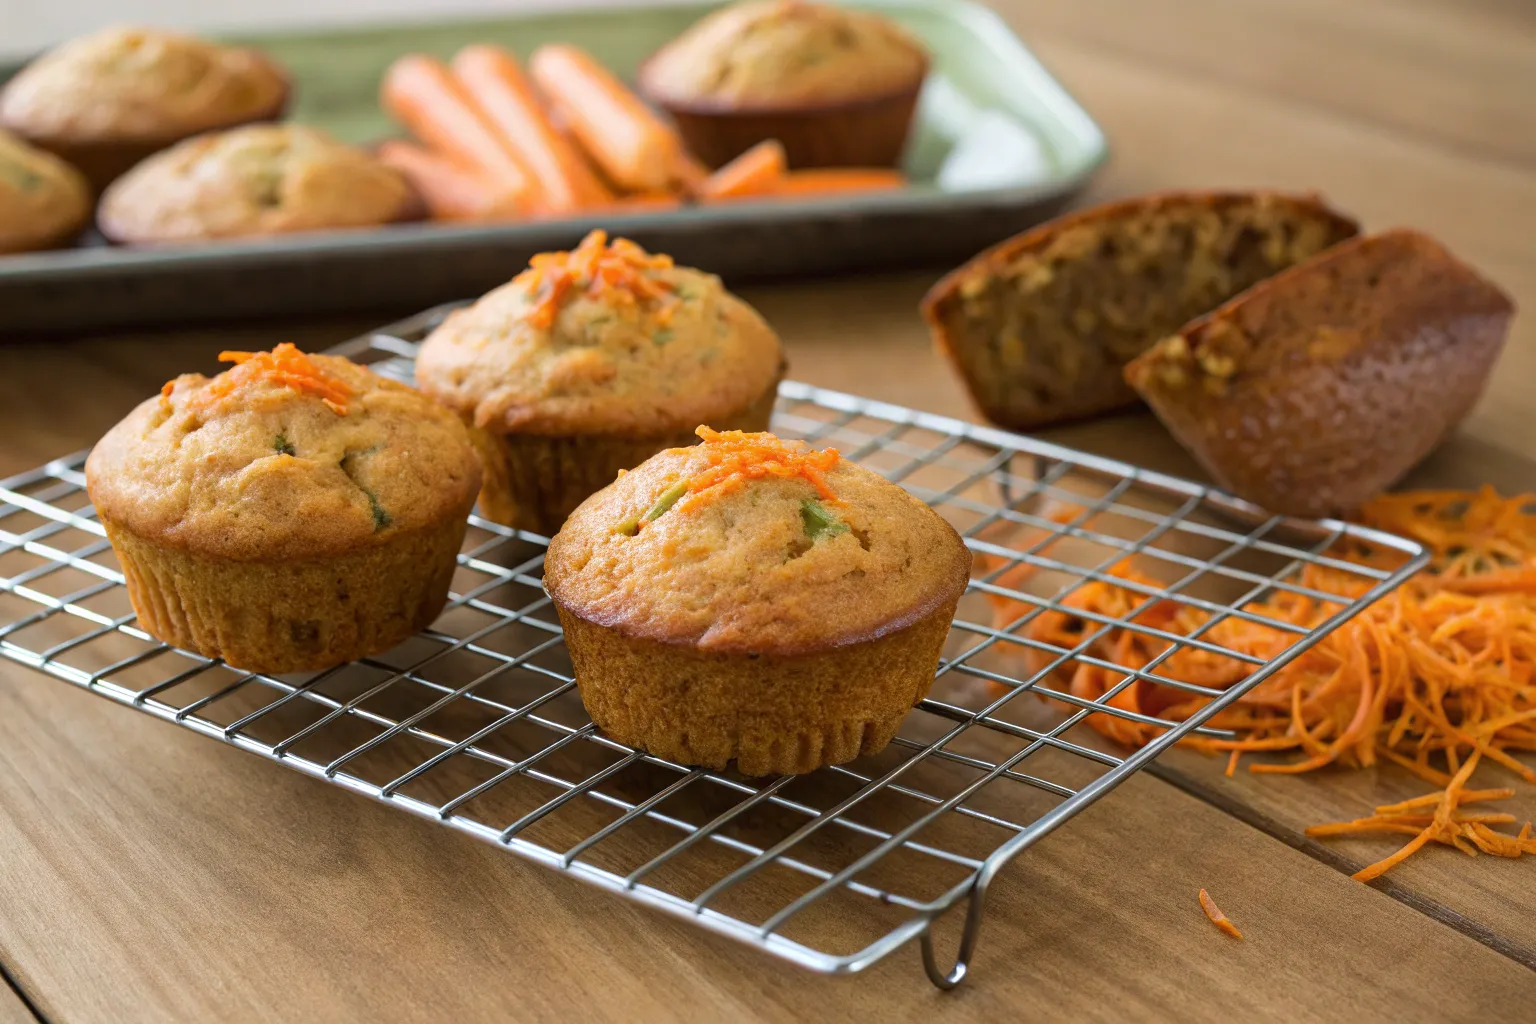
<box><xmin>86</xmin><ymin>343</ymin><xmax>482</xmax><ymax>674</ymax></box>
<box><xmin>0</xmin><ymin>26</ymin><xmax>289</xmax><ymax>192</ymax></box>
<box><xmin>545</xmin><ymin>428</ymin><xmax>971</xmax><ymax>775</ymax></box>
<box><xmin>416</xmin><ymin>230</ymin><xmax>785</xmax><ymax>535</ymax></box>
<box><xmin>1124</xmin><ymin>230</ymin><xmax>1514</xmax><ymax>517</ymax></box>
<box><xmin>922</xmin><ymin>191</ymin><xmax>1359</xmax><ymax>432</ymax></box>
<box><xmin>96</xmin><ymin>124</ymin><xmax>416</xmax><ymax>244</ymax></box>
<box><xmin>637</xmin><ymin>0</ymin><xmax>929</xmax><ymax>169</ymax></box>
<box><xmin>0</xmin><ymin>128</ymin><xmax>91</xmax><ymax>253</ymax></box>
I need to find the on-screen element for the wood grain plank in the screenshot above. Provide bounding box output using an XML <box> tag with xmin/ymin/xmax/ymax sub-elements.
<box><xmin>0</xmin><ymin>978</ymin><xmax>38</xmax><ymax>1024</ymax></box>
<box><xmin>4</xmin><ymin>669</ymin><xmax>1536</xmax><ymax>1024</ymax></box>
<box><xmin>1001</xmin><ymin>0</ymin><xmax>1536</xmax><ymax>168</ymax></box>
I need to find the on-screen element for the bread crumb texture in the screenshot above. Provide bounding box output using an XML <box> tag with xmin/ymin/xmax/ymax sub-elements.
<box><xmin>545</xmin><ymin>429</ymin><xmax>972</xmax><ymax>656</ymax></box>
<box><xmin>86</xmin><ymin>345</ymin><xmax>482</xmax><ymax>561</ymax></box>
<box><xmin>415</xmin><ymin>230</ymin><xmax>784</xmax><ymax>437</ymax></box>
<box><xmin>922</xmin><ymin>190</ymin><xmax>1359</xmax><ymax>430</ymax></box>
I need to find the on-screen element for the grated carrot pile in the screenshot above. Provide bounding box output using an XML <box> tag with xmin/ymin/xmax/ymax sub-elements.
<box><xmin>681</xmin><ymin>427</ymin><xmax>842</xmax><ymax>510</ymax></box>
<box><xmin>178</xmin><ymin>343</ymin><xmax>354</xmax><ymax>415</ymax></box>
<box><xmin>985</xmin><ymin>487</ymin><xmax>1536</xmax><ymax>880</ymax></box>
<box><xmin>514</xmin><ymin>228</ymin><xmax>677</xmax><ymax>329</ymax></box>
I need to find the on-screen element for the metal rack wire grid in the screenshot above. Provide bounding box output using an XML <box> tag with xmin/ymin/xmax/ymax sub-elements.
<box><xmin>0</xmin><ymin>305</ymin><xmax>1427</xmax><ymax>989</ymax></box>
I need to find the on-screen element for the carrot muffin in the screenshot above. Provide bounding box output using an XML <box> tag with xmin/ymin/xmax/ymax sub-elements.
<box><xmin>544</xmin><ymin>428</ymin><xmax>972</xmax><ymax>775</ymax></box>
<box><xmin>922</xmin><ymin>191</ymin><xmax>1359</xmax><ymax>432</ymax></box>
<box><xmin>86</xmin><ymin>344</ymin><xmax>482</xmax><ymax>674</ymax></box>
<box><xmin>637</xmin><ymin>0</ymin><xmax>929</xmax><ymax>168</ymax></box>
<box><xmin>97</xmin><ymin>124</ymin><xmax>416</xmax><ymax>243</ymax></box>
<box><xmin>1125</xmin><ymin>230</ymin><xmax>1514</xmax><ymax>517</ymax></box>
<box><xmin>0</xmin><ymin>129</ymin><xmax>91</xmax><ymax>253</ymax></box>
<box><xmin>0</xmin><ymin>26</ymin><xmax>289</xmax><ymax>192</ymax></box>
<box><xmin>415</xmin><ymin>229</ymin><xmax>785</xmax><ymax>535</ymax></box>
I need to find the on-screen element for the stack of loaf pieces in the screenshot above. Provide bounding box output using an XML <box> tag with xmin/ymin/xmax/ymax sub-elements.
<box><xmin>922</xmin><ymin>191</ymin><xmax>1515</xmax><ymax>517</ymax></box>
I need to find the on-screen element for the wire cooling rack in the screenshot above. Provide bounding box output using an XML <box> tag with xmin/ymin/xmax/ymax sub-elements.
<box><xmin>0</xmin><ymin>305</ymin><xmax>1427</xmax><ymax>989</ymax></box>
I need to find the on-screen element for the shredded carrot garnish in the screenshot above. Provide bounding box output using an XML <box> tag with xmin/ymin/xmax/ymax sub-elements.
<box><xmin>678</xmin><ymin>427</ymin><xmax>842</xmax><ymax>511</ymax></box>
<box><xmin>1198</xmin><ymin>889</ymin><xmax>1243</xmax><ymax>939</ymax></box>
<box><xmin>513</xmin><ymin>229</ymin><xmax>677</xmax><ymax>330</ymax></box>
<box><xmin>185</xmin><ymin>343</ymin><xmax>354</xmax><ymax>415</ymax></box>
<box><xmin>984</xmin><ymin>487</ymin><xmax>1536</xmax><ymax>880</ymax></box>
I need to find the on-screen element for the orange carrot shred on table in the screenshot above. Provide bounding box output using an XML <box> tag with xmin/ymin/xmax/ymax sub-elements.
<box><xmin>1198</xmin><ymin>889</ymin><xmax>1243</xmax><ymax>939</ymax></box>
<box><xmin>980</xmin><ymin>487</ymin><xmax>1536</xmax><ymax>880</ymax></box>
<box><xmin>193</xmin><ymin>343</ymin><xmax>354</xmax><ymax>415</ymax></box>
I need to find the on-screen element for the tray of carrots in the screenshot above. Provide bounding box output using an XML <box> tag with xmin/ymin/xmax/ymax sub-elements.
<box><xmin>0</xmin><ymin>0</ymin><xmax>1106</xmax><ymax>334</ymax></box>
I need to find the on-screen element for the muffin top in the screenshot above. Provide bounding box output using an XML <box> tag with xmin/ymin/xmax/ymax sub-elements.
<box><xmin>0</xmin><ymin>26</ymin><xmax>288</xmax><ymax>144</ymax></box>
<box><xmin>0</xmin><ymin>129</ymin><xmax>91</xmax><ymax>253</ymax></box>
<box><xmin>639</xmin><ymin>1</ymin><xmax>929</xmax><ymax>108</ymax></box>
<box><xmin>415</xmin><ymin>230</ymin><xmax>784</xmax><ymax>438</ymax></box>
<box><xmin>97</xmin><ymin>124</ymin><xmax>415</xmax><ymax>242</ymax></box>
<box><xmin>545</xmin><ymin>428</ymin><xmax>971</xmax><ymax>655</ymax></box>
<box><xmin>86</xmin><ymin>344</ymin><xmax>482</xmax><ymax>561</ymax></box>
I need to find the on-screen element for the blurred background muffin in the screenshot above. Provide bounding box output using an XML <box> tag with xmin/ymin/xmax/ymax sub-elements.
<box><xmin>97</xmin><ymin>123</ymin><xmax>416</xmax><ymax>243</ymax></box>
<box><xmin>0</xmin><ymin>26</ymin><xmax>289</xmax><ymax>192</ymax></box>
<box><xmin>637</xmin><ymin>0</ymin><xmax>929</xmax><ymax>169</ymax></box>
<box><xmin>0</xmin><ymin>128</ymin><xmax>91</xmax><ymax>253</ymax></box>
<box><xmin>415</xmin><ymin>229</ymin><xmax>785</xmax><ymax>535</ymax></box>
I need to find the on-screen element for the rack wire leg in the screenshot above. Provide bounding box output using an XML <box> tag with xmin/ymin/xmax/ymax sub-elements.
<box><xmin>919</xmin><ymin>878</ymin><xmax>991</xmax><ymax>990</ymax></box>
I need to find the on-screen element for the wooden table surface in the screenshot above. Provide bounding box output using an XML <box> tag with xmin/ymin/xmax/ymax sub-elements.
<box><xmin>3</xmin><ymin>1</ymin><xmax>1535</xmax><ymax>1021</ymax></box>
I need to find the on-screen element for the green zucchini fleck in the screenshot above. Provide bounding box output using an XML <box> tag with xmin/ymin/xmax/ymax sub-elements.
<box><xmin>0</xmin><ymin>161</ymin><xmax>43</xmax><ymax>192</ymax></box>
<box><xmin>614</xmin><ymin>515</ymin><xmax>641</xmax><ymax>537</ymax></box>
<box><xmin>644</xmin><ymin>481</ymin><xmax>689</xmax><ymax>521</ymax></box>
<box><xmin>653</xmin><ymin>327</ymin><xmax>675</xmax><ymax>346</ymax></box>
<box><xmin>801</xmin><ymin>499</ymin><xmax>849</xmax><ymax>541</ymax></box>
<box><xmin>273</xmin><ymin>433</ymin><xmax>296</xmax><ymax>456</ymax></box>
<box><xmin>365</xmin><ymin>489</ymin><xmax>392</xmax><ymax>532</ymax></box>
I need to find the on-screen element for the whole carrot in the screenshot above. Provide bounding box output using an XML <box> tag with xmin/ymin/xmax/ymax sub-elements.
<box><xmin>698</xmin><ymin>140</ymin><xmax>787</xmax><ymax>201</ymax></box>
<box><xmin>381</xmin><ymin>54</ymin><xmax>533</xmax><ymax>200</ymax></box>
<box><xmin>451</xmin><ymin>44</ymin><xmax>611</xmax><ymax>214</ymax></box>
<box><xmin>528</xmin><ymin>44</ymin><xmax>684</xmax><ymax>194</ymax></box>
<box><xmin>776</xmin><ymin>168</ymin><xmax>907</xmax><ymax>197</ymax></box>
<box><xmin>377</xmin><ymin>140</ymin><xmax>523</xmax><ymax>222</ymax></box>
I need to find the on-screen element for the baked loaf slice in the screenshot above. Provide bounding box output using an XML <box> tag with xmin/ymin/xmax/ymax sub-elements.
<box><xmin>1124</xmin><ymin>229</ymin><xmax>1514</xmax><ymax>517</ymax></box>
<box><xmin>921</xmin><ymin>191</ymin><xmax>1358</xmax><ymax>431</ymax></box>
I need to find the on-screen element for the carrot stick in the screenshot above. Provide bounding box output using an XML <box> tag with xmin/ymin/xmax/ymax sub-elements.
<box><xmin>450</xmin><ymin>44</ymin><xmax>612</xmax><ymax>214</ymax></box>
<box><xmin>698</xmin><ymin>140</ymin><xmax>787</xmax><ymax>200</ymax></box>
<box><xmin>377</xmin><ymin>141</ymin><xmax>523</xmax><ymax>222</ymax></box>
<box><xmin>381</xmin><ymin>54</ymin><xmax>535</xmax><ymax>202</ymax></box>
<box><xmin>528</xmin><ymin>44</ymin><xmax>684</xmax><ymax>194</ymax></box>
<box><xmin>775</xmin><ymin>168</ymin><xmax>907</xmax><ymax>196</ymax></box>
<box><xmin>1197</xmin><ymin>890</ymin><xmax>1243</xmax><ymax>939</ymax></box>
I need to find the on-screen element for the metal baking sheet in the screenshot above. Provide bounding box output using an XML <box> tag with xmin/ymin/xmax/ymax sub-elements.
<box><xmin>0</xmin><ymin>0</ymin><xmax>1106</xmax><ymax>334</ymax></box>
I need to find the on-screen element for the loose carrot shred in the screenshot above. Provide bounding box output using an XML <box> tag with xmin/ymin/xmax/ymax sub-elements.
<box><xmin>981</xmin><ymin>487</ymin><xmax>1536</xmax><ymax>880</ymax></box>
<box><xmin>698</xmin><ymin>140</ymin><xmax>788</xmax><ymax>201</ymax></box>
<box><xmin>190</xmin><ymin>343</ymin><xmax>353</xmax><ymax>415</ymax></box>
<box><xmin>511</xmin><ymin>229</ymin><xmax>677</xmax><ymax>330</ymax></box>
<box><xmin>678</xmin><ymin>427</ymin><xmax>842</xmax><ymax>513</ymax></box>
<box><xmin>1198</xmin><ymin>889</ymin><xmax>1243</xmax><ymax>939</ymax></box>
